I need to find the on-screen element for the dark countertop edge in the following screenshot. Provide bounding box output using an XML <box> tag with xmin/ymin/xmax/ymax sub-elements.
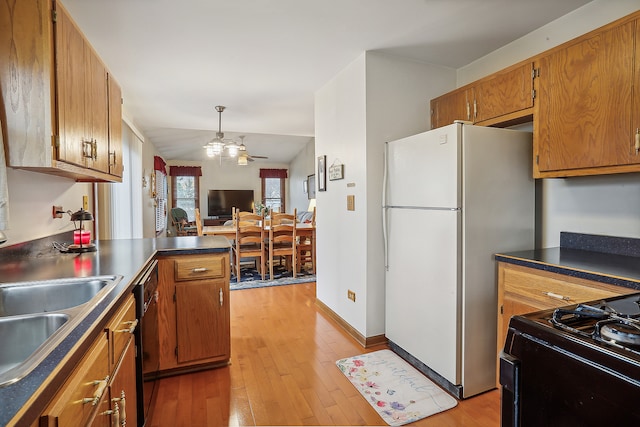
<box><xmin>494</xmin><ymin>253</ymin><xmax>640</xmax><ymax>291</ymax></box>
<box><xmin>2</xmin><ymin>236</ymin><xmax>230</xmax><ymax>427</ymax></box>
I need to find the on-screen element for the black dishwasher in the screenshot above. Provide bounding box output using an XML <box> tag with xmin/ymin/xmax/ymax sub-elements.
<box><xmin>134</xmin><ymin>260</ymin><xmax>159</xmax><ymax>426</ymax></box>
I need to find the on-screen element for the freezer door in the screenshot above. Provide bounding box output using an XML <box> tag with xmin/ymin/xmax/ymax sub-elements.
<box><xmin>386</xmin><ymin>124</ymin><xmax>460</xmax><ymax>209</ymax></box>
<box><xmin>385</xmin><ymin>207</ymin><xmax>461</xmax><ymax>385</ymax></box>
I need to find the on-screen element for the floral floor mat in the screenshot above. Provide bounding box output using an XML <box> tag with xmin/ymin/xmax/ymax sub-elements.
<box><xmin>336</xmin><ymin>349</ymin><xmax>458</xmax><ymax>426</ymax></box>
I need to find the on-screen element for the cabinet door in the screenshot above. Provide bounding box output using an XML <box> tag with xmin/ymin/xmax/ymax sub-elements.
<box><xmin>55</xmin><ymin>4</ymin><xmax>88</xmax><ymax>168</ymax></box>
<box><xmin>109</xmin><ymin>339</ymin><xmax>138</xmax><ymax>427</ymax></box>
<box><xmin>473</xmin><ymin>62</ymin><xmax>533</xmax><ymax>123</ymax></box>
<box><xmin>108</xmin><ymin>74</ymin><xmax>124</xmax><ymax>177</ymax></box>
<box><xmin>175</xmin><ymin>279</ymin><xmax>230</xmax><ymax>363</ymax></box>
<box><xmin>536</xmin><ymin>20</ymin><xmax>636</xmax><ymax>174</ymax></box>
<box><xmin>430</xmin><ymin>89</ymin><xmax>469</xmax><ymax>129</ymax></box>
<box><xmin>86</xmin><ymin>45</ymin><xmax>110</xmax><ymax>173</ymax></box>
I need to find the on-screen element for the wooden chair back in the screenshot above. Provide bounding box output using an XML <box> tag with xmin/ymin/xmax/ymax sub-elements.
<box><xmin>195</xmin><ymin>208</ymin><xmax>203</xmax><ymax>236</ymax></box>
<box><xmin>233</xmin><ymin>212</ymin><xmax>266</xmax><ymax>282</ymax></box>
<box><xmin>268</xmin><ymin>209</ymin><xmax>297</xmax><ymax>279</ymax></box>
<box><xmin>297</xmin><ymin>207</ymin><xmax>315</xmax><ymax>273</ymax></box>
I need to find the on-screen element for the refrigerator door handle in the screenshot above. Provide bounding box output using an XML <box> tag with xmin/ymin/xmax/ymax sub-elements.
<box><xmin>382</xmin><ymin>142</ymin><xmax>389</xmax><ymax>271</ymax></box>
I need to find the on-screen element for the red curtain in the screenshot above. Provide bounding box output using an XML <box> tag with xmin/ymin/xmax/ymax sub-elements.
<box><xmin>154</xmin><ymin>156</ymin><xmax>167</xmax><ymax>175</ymax></box>
<box><xmin>259</xmin><ymin>168</ymin><xmax>288</xmax><ymax>179</ymax></box>
<box><xmin>169</xmin><ymin>166</ymin><xmax>202</xmax><ymax>176</ymax></box>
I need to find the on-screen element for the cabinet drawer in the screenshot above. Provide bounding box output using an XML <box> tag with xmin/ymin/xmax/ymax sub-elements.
<box><xmin>108</xmin><ymin>294</ymin><xmax>137</xmax><ymax>369</ymax></box>
<box><xmin>41</xmin><ymin>334</ymin><xmax>109</xmax><ymax>426</ymax></box>
<box><xmin>175</xmin><ymin>255</ymin><xmax>226</xmax><ymax>281</ymax></box>
<box><xmin>502</xmin><ymin>264</ymin><xmax>633</xmax><ymax>308</ymax></box>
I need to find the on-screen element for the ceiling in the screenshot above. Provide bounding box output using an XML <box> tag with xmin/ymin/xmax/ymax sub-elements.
<box><xmin>61</xmin><ymin>0</ymin><xmax>593</xmax><ymax>164</ymax></box>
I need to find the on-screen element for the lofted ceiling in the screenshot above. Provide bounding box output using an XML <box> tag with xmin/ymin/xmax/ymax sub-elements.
<box><xmin>61</xmin><ymin>0</ymin><xmax>593</xmax><ymax>164</ymax></box>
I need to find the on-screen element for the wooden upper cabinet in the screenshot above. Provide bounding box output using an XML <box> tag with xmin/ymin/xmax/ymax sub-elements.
<box><xmin>472</xmin><ymin>62</ymin><xmax>533</xmax><ymax>123</ymax></box>
<box><xmin>535</xmin><ymin>19</ymin><xmax>638</xmax><ymax>177</ymax></box>
<box><xmin>108</xmin><ymin>75</ymin><xmax>124</xmax><ymax>177</ymax></box>
<box><xmin>430</xmin><ymin>62</ymin><xmax>533</xmax><ymax>130</ymax></box>
<box><xmin>430</xmin><ymin>89</ymin><xmax>470</xmax><ymax>129</ymax></box>
<box><xmin>0</xmin><ymin>0</ymin><xmax>122</xmax><ymax>182</ymax></box>
<box><xmin>85</xmin><ymin>45</ymin><xmax>110</xmax><ymax>174</ymax></box>
<box><xmin>54</xmin><ymin>3</ymin><xmax>87</xmax><ymax>168</ymax></box>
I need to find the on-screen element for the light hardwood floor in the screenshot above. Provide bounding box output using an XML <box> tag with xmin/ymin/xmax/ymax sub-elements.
<box><xmin>148</xmin><ymin>282</ymin><xmax>500</xmax><ymax>426</ymax></box>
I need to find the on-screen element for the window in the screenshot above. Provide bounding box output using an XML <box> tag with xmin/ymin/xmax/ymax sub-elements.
<box><xmin>153</xmin><ymin>156</ymin><xmax>168</xmax><ymax>234</ymax></box>
<box><xmin>260</xmin><ymin>168</ymin><xmax>288</xmax><ymax>213</ymax></box>
<box><xmin>170</xmin><ymin>166</ymin><xmax>202</xmax><ymax>221</ymax></box>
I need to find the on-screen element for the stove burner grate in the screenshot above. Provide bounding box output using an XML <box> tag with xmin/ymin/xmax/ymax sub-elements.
<box><xmin>550</xmin><ymin>299</ymin><xmax>640</xmax><ymax>353</ymax></box>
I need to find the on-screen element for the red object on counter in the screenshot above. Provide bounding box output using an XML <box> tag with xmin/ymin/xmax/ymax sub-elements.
<box><xmin>73</xmin><ymin>230</ymin><xmax>91</xmax><ymax>245</ymax></box>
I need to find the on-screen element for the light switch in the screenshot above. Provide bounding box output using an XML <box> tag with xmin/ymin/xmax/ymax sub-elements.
<box><xmin>347</xmin><ymin>195</ymin><xmax>355</xmax><ymax>211</ymax></box>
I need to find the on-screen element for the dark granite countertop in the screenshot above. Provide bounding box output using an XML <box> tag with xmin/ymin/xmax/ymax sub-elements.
<box><xmin>495</xmin><ymin>232</ymin><xmax>640</xmax><ymax>291</ymax></box>
<box><xmin>0</xmin><ymin>234</ymin><xmax>230</xmax><ymax>426</ymax></box>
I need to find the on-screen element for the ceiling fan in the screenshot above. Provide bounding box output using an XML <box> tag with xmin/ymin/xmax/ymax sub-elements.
<box><xmin>234</xmin><ymin>135</ymin><xmax>269</xmax><ymax>165</ymax></box>
<box><xmin>203</xmin><ymin>106</ymin><xmax>269</xmax><ymax>165</ymax></box>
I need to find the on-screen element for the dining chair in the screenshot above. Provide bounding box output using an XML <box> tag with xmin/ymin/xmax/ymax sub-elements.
<box><xmin>297</xmin><ymin>207</ymin><xmax>316</xmax><ymax>273</ymax></box>
<box><xmin>194</xmin><ymin>207</ymin><xmax>203</xmax><ymax>236</ymax></box>
<box><xmin>267</xmin><ymin>209</ymin><xmax>297</xmax><ymax>280</ymax></box>
<box><xmin>170</xmin><ymin>207</ymin><xmax>198</xmax><ymax>236</ymax></box>
<box><xmin>232</xmin><ymin>211</ymin><xmax>266</xmax><ymax>282</ymax></box>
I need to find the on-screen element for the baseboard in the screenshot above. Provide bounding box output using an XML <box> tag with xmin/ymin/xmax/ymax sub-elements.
<box><xmin>315</xmin><ymin>298</ymin><xmax>387</xmax><ymax>348</ymax></box>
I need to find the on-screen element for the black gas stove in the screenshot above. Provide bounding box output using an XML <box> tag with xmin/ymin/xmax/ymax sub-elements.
<box><xmin>500</xmin><ymin>293</ymin><xmax>640</xmax><ymax>427</ymax></box>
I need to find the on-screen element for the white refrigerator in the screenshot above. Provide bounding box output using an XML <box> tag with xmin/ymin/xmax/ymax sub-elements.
<box><xmin>383</xmin><ymin>122</ymin><xmax>534</xmax><ymax>399</ymax></box>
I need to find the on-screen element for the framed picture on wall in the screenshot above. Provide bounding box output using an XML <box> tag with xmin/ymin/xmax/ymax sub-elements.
<box><xmin>307</xmin><ymin>175</ymin><xmax>316</xmax><ymax>199</ymax></box>
<box><xmin>318</xmin><ymin>155</ymin><xmax>326</xmax><ymax>191</ymax></box>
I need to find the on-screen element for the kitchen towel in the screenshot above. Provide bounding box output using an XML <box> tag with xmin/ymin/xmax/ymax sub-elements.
<box><xmin>336</xmin><ymin>349</ymin><xmax>457</xmax><ymax>426</ymax></box>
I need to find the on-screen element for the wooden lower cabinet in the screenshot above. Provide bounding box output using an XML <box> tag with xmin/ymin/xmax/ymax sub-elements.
<box><xmin>496</xmin><ymin>262</ymin><xmax>637</xmax><ymax>385</ymax></box>
<box><xmin>158</xmin><ymin>252</ymin><xmax>231</xmax><ymax>374</ymax></box>
<box><xmin>40</xmin><ymin>294</ymin><xmax>138</xmax><ymax>426</ymax></box>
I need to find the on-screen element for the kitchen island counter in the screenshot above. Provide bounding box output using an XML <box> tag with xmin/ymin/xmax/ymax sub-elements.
<box><xmin>0</xmin><ymin>234</ymin><xmax>230</xmax><ymax>427</ymax></box>
<box><xmin>495</xmin><ymin>232</ymin><xmax>640</xmax><ymax>291</ymax></box>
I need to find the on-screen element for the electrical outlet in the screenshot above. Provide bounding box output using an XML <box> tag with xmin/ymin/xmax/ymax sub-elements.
<box><xmin>52</xmin><ymin>206</ymin><xmax>63</xmax><ymax>218</ymax></box>
<box><xmin>82</xmin><ymin>196</ymin><xmax>89</xmax><ymax>211</ymax></box>
<box><xmin>347</xmin><ymin>290</ymin><xmax>356</xmax><ymax>302</ymax></box>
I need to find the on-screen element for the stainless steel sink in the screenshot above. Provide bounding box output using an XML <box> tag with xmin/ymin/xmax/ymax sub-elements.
<box><xmin>0</xmin><ymin>313</ymin><xmax>69</xmax><ymax>380</ymax></box>
<box><xmin>0</xmin><ymin>275</ymin><xmax>123</xmax><ymax>386</ymax></box>
<box><xmin>0</xmin><ymin>276</ymin><xmax>119</xmax><ymax>317</ymax></box>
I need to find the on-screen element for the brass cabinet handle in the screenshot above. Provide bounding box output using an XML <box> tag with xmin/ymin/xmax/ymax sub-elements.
<box><xmin>82</xmin><ymin>376</ymin><xmax>109</xmax><ymax>405</ymax></box>
<box><xmin>116</xmin><ymin>319</ymin><xmax>138</xmax><ymax>334</ymax></box>
<box><xmin>101</xmin><ymin>401</ymin><xmax>120</xmax><ymax>427</ymax></box>
<box><xmin>219</xmin><ymin>287</ymin><xmax>224</xmax><ymax>307</ymax></box>
<box><xmin>543</xmin><ymin>291</ymin><xmax>570</xmax><ymax>301</ymax></box>
<box><xmin>82</xmin><ymin>140</ymin><xmax>93</xmax><ymax>159</ymax></box>
<box><xmin>109</xmin><ymin>150</ymin><xmax>117</xmax><ymax>167</ymax></box>
<box><xmin>191</xmin><ymin>267</ymin><xmax>208</xmax><ymax>273</ymax></box>
<box><xmin>635</xmin><ymin>128</ymin><xmax>640</xmax><ymax>154</ymax></box>
<box><xmin>112</xmin><ymin>390</ymin><xmax>126</xmax><ymax>425</ymax></box>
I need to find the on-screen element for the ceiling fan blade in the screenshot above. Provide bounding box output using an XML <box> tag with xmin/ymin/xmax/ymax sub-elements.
<box><xmin>250</xmin><ymin>155</ymin><xmax>269</xmax><ymax>159</ymax></box>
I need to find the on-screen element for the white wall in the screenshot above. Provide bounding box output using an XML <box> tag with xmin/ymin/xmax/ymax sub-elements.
<box><xmin>315</xmin><ymin>52</ymin><xmax>455</xmax><ymax>337</ymax></box>
<box><xmin>288</xmin><ymin>138</ymin><xmax>316</xmax><ymax>213</ymax></box>
<box><xmin>1</xmin><ymin>168</ymin><xmax>93</xmax><ymax>246</ymax></box>
<box><xmin>459</xmin><ymin>0</ymin><xmax>640</xmax><ymax>247</ymax></box>
<box><xmin>166</xmin><ymin>159</ymin><xmax>291</xmax><ymax>221</ymax></box>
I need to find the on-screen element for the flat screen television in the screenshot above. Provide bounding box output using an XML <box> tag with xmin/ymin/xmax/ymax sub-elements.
<box><xmin>207</xmin><ymin>189</ymin><xmax>254</xmax><ymax>217</ymax></box>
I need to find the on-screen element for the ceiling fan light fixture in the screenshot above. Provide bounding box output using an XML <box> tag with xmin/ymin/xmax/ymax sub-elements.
<box><xmin>237</xmin><ymin>155</ymin><xmax>248</xmax><ymax>166</ymax></box>
<box><xmin>226</xmin><ymin>143</ymin><xmax>239</xmax><ymax>157</ymax></box>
